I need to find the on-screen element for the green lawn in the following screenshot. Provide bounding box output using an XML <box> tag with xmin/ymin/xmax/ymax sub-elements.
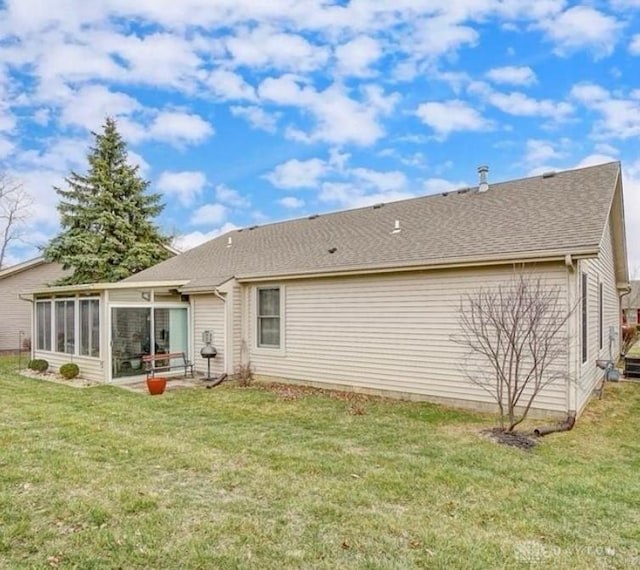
<box><xmin>1</xmin><ymin>358</ymin><xmax>639</xmax><ymax>569</ymax></box>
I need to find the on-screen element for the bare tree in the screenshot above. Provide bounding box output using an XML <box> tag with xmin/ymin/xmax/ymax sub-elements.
<box><xmin>452</xmin><ymin>273</ymin><xmax>574</xmax><ymax>432</ymax></box>
<box><xmin>0</xmin><ymin>172</ymin><xmax>32</xmax><ymax>269</ymax></box>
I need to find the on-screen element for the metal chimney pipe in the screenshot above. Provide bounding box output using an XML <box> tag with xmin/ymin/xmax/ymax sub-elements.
<box><xmin>478</xmin><ymin>165</ymin><xmax>489</xmax><ymax>192</ymax></box>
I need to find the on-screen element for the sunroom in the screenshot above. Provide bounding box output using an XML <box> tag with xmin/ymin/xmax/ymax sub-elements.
<box><xmin>24</xmin><ymin>280</ymin><xmax>192</xmax><ymax>383</ymax></box>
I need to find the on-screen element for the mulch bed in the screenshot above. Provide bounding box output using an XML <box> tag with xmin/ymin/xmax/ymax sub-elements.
<box><xmin>482</xmin><ymin>427</ymin><xmax>538</xmax><ymax>450</ymax></box>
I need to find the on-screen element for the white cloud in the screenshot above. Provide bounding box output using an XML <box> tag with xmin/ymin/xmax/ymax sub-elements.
<box><xmin>537</xmin><ymin>6</ymin><xmax>622</xmax><ymax>57</ymax></box>
<box><xmin>59</xmin><ymin>85</ymin><xmax>142</xmax><ymax>130</ymax></box>
<box><xmin>319</xmin><ymin>181</ymin><xmax>414</xmax><ymax>209</ymax></box>
<box><xmin>230</xmin><ymin>105</ymin><xmax>279</xmax><ymax>132</ymax></box>
<box><xmin>127</xmin><ymin>150</ymin><xmax>151</xmax><ymax>177</ymax></box>
<box><xmin>396</xmin><ymin>16</ymin><xmax>478</xmax><ymax>79</ymax></box>
<box><xmin>207</xmin><ymin>69</ymin><xmax>256</xmax><ymax>101</ymax></box>
<box><xmin>523</xmin><ymin>139</ymin><xmax>563</xmax><ymax>165</ymax></box>
<box><xmin>16</xmin><ymin>136</ymin><xmax>88</xmax><ymax>173</ymax></box>
<box><xmin>416</xmin><ymin>100</ymin><xmax>492</xmax><ymax>138</ymax></box>
<box><xmin>0</xmin><ymin>138</ymin><xmax>15</xmax><ymax>158</ymax></box>
<box><xmin>621</xmin><ymin>158</ymin><xmax>640</xmax><ymax>273</ymax></box>
<box><xmin>279</xmin><ymin>196</ymin><xmax>305</xmax><ymax>209</ymax></box>
<box><xmin>215</xmin><ymin>184</ymin><xmax>250</xmax><ymax>208</ymax></box>
<box><xmin>96</xmin><ymin>31</ymin><xmax>202</xmax><ymax>90</ymax></box>
<box><xmin>190</xmin><ymin>203</ymin><xmax>228</xmax><ymax>226</ymax></box>
<box><xmin>487</xmin><ymin>91</ymin><xmax>573</xmax><ymax>120</ymax></box>
<box><xmin>172</xmin><ymin>223</ymin><xmax>238</xmax><ymax>251</ymax></box>
<box><xmin>422</xmin><ymin>178</ymin><xmax>467</xmax><ymax>195</ymax></box>
<box><xmin>226</xmin><ymin>26</ymin><xmax>329</xmax><ymax>72</ymax></box>
<box><xmin>156</xmin><ymin>170</ymin><xmax>207</xmax><ymax>206</ymax></box>
<box><xmin>630</xmin><ymin>34</ymin><xmax>640</xmax><ymax>56</ymax></box>
<box><xmin>351</xmin><ymin>168</ymin><xmax>406</xmax><ymax>191</ymax></box>
<box><xmin>334</xmin><ymin>35</ymin><xmax>381</xmax><ymax>77</ymax></box>
<box><xmin>485</xmin><ymin>65</ymin><xmax>537</xmax><ymax>86</ymax></box>
<box><xmin>574</xmin><ymin>154</ymin><xmax>618</xmax><ymax>169</ymax></box>
<box><xmin>265</xmin><ymin>158</ymin><xmax>329</xmax><ymax>189</ymax></box>
<box><xmin>146</xmin><ymin>111</ymin><xmax>214</xmax><ymax>146</ymax></box>
<box><xmin>570</xmin><ymin>83</ymin><xmax>640</xmax><ymax>139</ymax></box>
<box><xmin>259</xmin><ymin>75</ymin><xmax>398</xmax><ymax>145</ymax></box>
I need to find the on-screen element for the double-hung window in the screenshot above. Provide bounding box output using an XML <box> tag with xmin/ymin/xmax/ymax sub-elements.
<box><xmin>257</xmin><ymin>287</ymin><xmax>281</xmax><ymax>349</ymax></box>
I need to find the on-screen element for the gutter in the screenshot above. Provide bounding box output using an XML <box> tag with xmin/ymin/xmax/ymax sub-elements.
<box><xmin>235</xmin><ymin>247</ymin><xmax>600</xmax><ymax>284</ymax></box>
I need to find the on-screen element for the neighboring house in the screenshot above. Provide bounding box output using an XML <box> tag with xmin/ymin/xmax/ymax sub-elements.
<box><xmin>24</xmin><ymin>162</ymin><xmax>629</xmax><ymax>418</ymax></box>
<box><xmin>621</xmin><ymin>281</ymin><xmax>640</xmax><ymax>324</ymax></box>
<box><xmin>0</xmin><ymin>257</ymin><xmax>69</xmax><ymax>352</ymax></box>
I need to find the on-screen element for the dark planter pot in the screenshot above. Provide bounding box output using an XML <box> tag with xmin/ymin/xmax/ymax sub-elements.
<box><xmin>146</xmin><ymin>377</ymin><xmax>167</xmax><ymax>396</ymax></box>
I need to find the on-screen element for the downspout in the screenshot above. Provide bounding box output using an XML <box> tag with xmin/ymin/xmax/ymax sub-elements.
<box><xmin>18</xmin><ymin>293</ymin><xmax>35</xmax><ymax>360</ymax></box>
<box><xmin>564</xmin><ymin>255</ymin><xmax>578</xmax><ymax>415</ymax></box>
<box><xmin>213</xmin><ymin>288</ymin><xmax>230</xmax><ymax>375</ymax></box>
<box><xmin>619</xmin><ymin>286</ymin><xmax>631</xmax><ymax>326</ymax></box>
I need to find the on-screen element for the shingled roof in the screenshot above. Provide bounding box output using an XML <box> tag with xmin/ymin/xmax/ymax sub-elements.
<box><xmin>126</xmin><ymin>161</ymin><xmax>623</xmax><ymax>291</ymax></box>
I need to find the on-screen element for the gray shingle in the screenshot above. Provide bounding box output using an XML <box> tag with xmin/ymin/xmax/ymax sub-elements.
<box><xmin>126</xmin><ymin>162</ymin><xmax>620</xmax><ymax>288</ymax></box>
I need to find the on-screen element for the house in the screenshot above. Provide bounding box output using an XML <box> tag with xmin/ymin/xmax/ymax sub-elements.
<box><xmin>0</xmin><ymin>257</ymin><xmax>69</xmax><ymax>352</ymax></box>
<box><xmin>24</xmin><ymin>162</ymin><xmax>629</xmax><ymax>418</ymax></box>
<box><xmin>621</xmin><ymin>280</ymin><xmax>640</xmax><ymax>325</ymax></box>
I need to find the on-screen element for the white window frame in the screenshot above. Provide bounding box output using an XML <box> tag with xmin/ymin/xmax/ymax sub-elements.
<box><xmin>35</xmin><ymin>300</ymin><xmax>53</xmax><ymax>352</ymax></box>
<box><xmin>34</xmin><ymin>296</ymin><xmax>101</xmax><ymax>359</ymax></box>
<box><xmin>79</xmin><ymin>298</ymin><xmax>101</xmax><ymax>358</ymax></box>
<box><xmin>55</xmin><ymin>298</ymin><xmax>76</xmax><ymax>355</ymax></box>
<box><xmin>254</xmin><ymin>285</ymin><xmax>285</xmax><ymax>356</ymax></box>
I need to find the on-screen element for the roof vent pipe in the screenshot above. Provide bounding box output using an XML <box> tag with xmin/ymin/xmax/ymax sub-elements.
<box><xmin>478</xmin><ymin>165</ymin><xmax>489</xmax><ymax>192</ymax></box>
<box><xmin>391</xmin><ymin>220</ymin><xmax>401</xmax><ymax>234</ymax></box>
<box><xmin>226</xmin><ymin>237</ymin><xmax>232</xmax><ymax>248</ymax></box>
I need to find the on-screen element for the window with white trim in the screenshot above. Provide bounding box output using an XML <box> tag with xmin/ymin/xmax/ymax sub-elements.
<box><xmin>80</xmin><ymin>299</ymin><xmax>100</xmax><ymax>357</ymax></box>
<box><xmin>35</xmin><ymin>297</ymin><xmax>101</xmax><ymax>357</ymax></box>
<box><xmin>55</xmin><ymin>300</ymin><xmax>75</xmax><ymax>354</ymax></box>
<box><xmin>36</xmin><ymin>301</ymin><xmax>52</xmax><ymax>351</ymax></box>
<box><xmin>257</xmin><ymin>287</ymin><xmax>281</xmax><ymax>348</ymax></box>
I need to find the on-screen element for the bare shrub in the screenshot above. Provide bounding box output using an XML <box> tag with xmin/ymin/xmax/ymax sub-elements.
<box><xmin>233</xmin><ymin>362</ymin><xmax>254</xmax><ymax>387</ymax></box>
<box><xmin>452</xmin><ymin>273</ymin><xmax>574</xmax><ymax>432</ymax></box>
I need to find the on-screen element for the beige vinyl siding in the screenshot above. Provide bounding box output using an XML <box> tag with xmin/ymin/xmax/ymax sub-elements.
<box><xmin>192</xmin><ymin>295</ymin><xmax>225</xmax><ymax>376</ymax></box>
<box><xmin>0</xmin><ymin>262</ymin><xmax>67</xmax><ymax>351</ymax></box>
<box><xmin>32</xmin><ymin>351</ymin><xmax>104</xmax><ymax>383</ymax></box>
<box><xmin>109</xmin><ymin>290</ymin><xmax>148</xmax><ymax>303</ymax></box>
<box><xmin>576</xmin><ymin>217</ymin><xmax>620</xmax><ymax>414</ymax></box>
<box><xmin>246</xmin><ymin>263</ymin><xmax>570</xmax><ymax>414</ymax></box>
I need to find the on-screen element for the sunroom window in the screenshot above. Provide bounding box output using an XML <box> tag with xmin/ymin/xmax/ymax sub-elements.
<box><xmin>36</xmin><ymin>301</ymin><xmax>51</xmax><ymax>351</ymax></box>
<box><xmin>55</xmin><ymin>300</ymin><xmax>75</xmax><ymax>354</ymax></box>
<box><xmin>80</xmin><ymin>299</ymin><xmax>100</xmax><ymax>357</ymax></box>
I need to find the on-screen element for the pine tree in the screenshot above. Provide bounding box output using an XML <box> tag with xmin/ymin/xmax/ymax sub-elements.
<box><xmin>44</xmin><ymin>117</ymin><xmax>171</xmax><ymax>284</ymax></box>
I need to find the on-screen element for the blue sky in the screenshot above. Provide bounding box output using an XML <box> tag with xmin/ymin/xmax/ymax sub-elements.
<box><xmin>1</xmin><ymin>0</ymin><xmax>639</xmax><ymax>271</ymax></box>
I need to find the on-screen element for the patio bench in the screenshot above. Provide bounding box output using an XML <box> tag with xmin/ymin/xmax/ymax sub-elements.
<box><xmin>142</xmin><ymin>352</ymin><xmax>194</xmax><ymax>380</ymax></box>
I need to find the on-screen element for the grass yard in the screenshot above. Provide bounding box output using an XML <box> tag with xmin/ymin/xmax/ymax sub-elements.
<box><xmin>1</xmin><ymin>357</ymin><xmax>639</xmax><ymax>569</ymax></box>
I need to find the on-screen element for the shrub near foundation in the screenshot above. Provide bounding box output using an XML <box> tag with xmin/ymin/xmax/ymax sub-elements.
<box><xmin>27</xmin><ymin>359</ymin><xmax>49</xmax><ymax>372</ymax></box>
<box><xmin>59</xmin><ymin>363</ymin><xmax>80</xmax><ymax>380</ymax></box>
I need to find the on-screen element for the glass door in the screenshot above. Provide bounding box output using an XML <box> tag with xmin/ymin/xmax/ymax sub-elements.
<box><xmin>111</xmin><ymin>307</ymin><xmax>151</xmax><ymax>379</ymax></box>
<box><xmin>154</xmin><ymin>308</ymin><xmax>188</xmax><ymax>368</ymax></box>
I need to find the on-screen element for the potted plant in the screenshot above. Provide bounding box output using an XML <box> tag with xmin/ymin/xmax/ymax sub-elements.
<box><xmin>146</xmin><ymin>376</ymin><xmax>167</xmax><ymax>395</ymax></box>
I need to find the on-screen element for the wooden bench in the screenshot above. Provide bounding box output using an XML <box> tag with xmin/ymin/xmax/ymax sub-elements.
<box><xmin>142</xmin><ymin>352</ymin><xmax>194</xmax><ymax>380</ymax></box>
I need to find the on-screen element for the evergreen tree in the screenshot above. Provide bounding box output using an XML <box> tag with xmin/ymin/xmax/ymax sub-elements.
<box><xmin>44</xmin><ymin>117</ymin><xmax>171</xmax><ymax>284</ymax></box>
